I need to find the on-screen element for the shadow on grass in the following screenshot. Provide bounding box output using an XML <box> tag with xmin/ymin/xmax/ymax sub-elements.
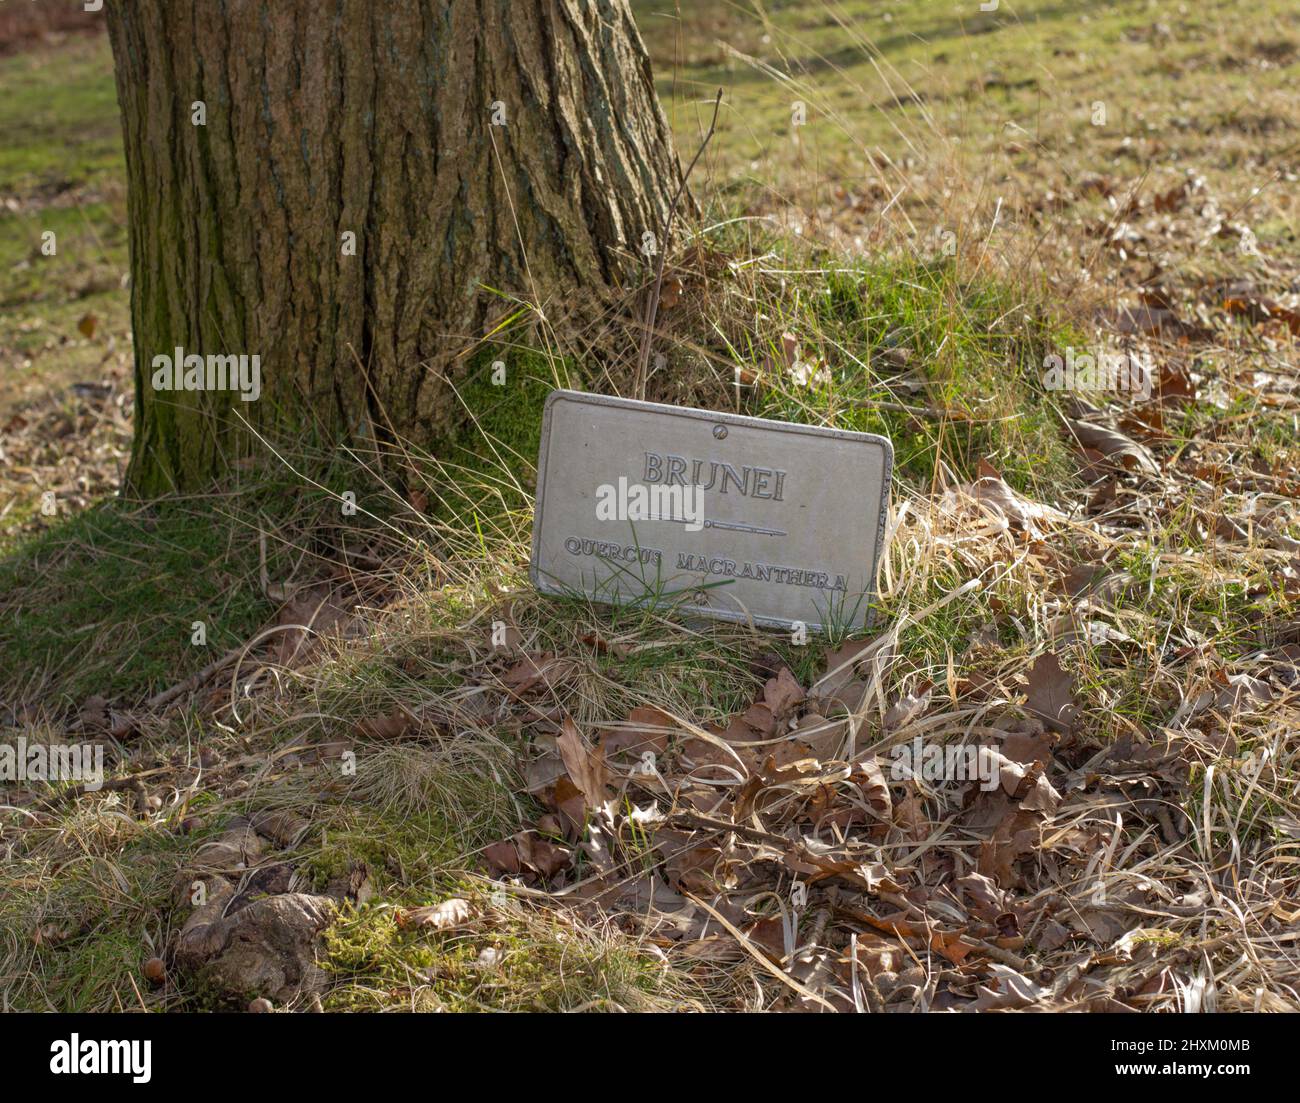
<box><xmin>0</xmin><ymin>496</ymin><xmax>275</xmax><ymax>713</ymax></box>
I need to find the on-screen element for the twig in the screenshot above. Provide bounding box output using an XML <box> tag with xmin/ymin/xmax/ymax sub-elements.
<box><xmin>635</xmin><ymin>88</ymin><xmax>723</xmax><ymax>399</ymax></box>
<box><xmin>145</xmin><ymin>643</ymin><xmax>246</xmax><ymax>712</ymax></box>
<box><xmin>684</xmin><ymin>891</ymin><xmax>839</xmax><ymax>1011</ymax></box>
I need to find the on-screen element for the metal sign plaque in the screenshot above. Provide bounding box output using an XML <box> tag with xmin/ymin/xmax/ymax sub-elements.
<box><xmin>530</xmin><ymin>390</ymin><xmax>892</xmax><ymax>632</ymax></box>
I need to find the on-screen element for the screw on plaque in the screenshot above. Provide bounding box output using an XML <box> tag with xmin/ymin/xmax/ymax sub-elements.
<box><xmin>713</xmin><ymin>424</ymin><xmax>728</xmax><ymax>440</ymax></box>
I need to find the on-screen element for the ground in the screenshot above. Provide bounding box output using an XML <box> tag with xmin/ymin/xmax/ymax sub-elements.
<box><xmin>1</xmin><ymin>0</ymin><xmax>1298</xmax><ymax>1012</ymax></box>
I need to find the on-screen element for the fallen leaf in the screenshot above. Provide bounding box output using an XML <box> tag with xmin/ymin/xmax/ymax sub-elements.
<box><xmin>952</xmin><ymin>461</ymin><xmax>1069</xmax><ymax>536</ymax></box>
<box><xmin>273</xmin><ymin>586</ymin><xmax>355</xmax><ymax>666</ymax></box>
<box><xmin>396</xmin><ymin>898</ymin><xmax>475</xmax><ymax>931</ymax></box>
<box><xmin>762</xmin><ymin>667</ymin><xmax>806</xmax><ymax>720</ymax></box>
<box><xmin>556</xmin><ymin>716</ymin><xmax>609</xmax><ymax>812</ymax></box>
<box><xmin>484</xmin><ymin>832</ymin><xmax>571</xmax><ymax>879</ymax></box>
<box><xmin>600</xmin><ymin>704</ymin><xmax>675</xmax><ymax>759</ymax></box>
<box><xmin>791</xmin><ymin>712</ymin><xmax>847</xmax><ymax>760</ymax></box>
<box><xmin>500</xmin><ymin>653</ymin><xmax>573</xmax><ymax>696</ymax></box>
<box><xmin>1066</xmin><ymin>419</ymin><xmax>1160</xmax><ymax>477</ymax></box>
<box><xmin>850</xmin><ymin>910</ymin><xmax>979</xmax><ymax>965</ymax></box>
<box><xmin>1024</xmin><ymin>652</ymin><xmax>1078</xmax><ymax>733</ymax></box>
<box><xmin>977</xmin><ymin>807</ymin><xmax>1042</xmax><ymax>887</ymax></box>
<box><xmin>883</xmin><ymin>682</ymin><xmax>933</xmax><ymax>732</ymax></box>
<box><xmin>812</xmin><ymin>637</ymin><xmax>874</xmax><ymax>711</ymax></box>
<box><xmin>1223</xmin><ymin>295</ymin><xmax>1300</xmax><ymax>336</ymax></box>
<box><xmin>780</xmin><ymin>331</ymin><xmax>799</xmax><ymax>369</ymax></box>
<box><xmin>355</xmin><ymin>708</ymin><xmax>413</xmax><ymax>741</ymax></box>
<box><xmin>971</xmin><ymin>963</ymin><xmax>1052</xmax><ymax>1009</ymax></box>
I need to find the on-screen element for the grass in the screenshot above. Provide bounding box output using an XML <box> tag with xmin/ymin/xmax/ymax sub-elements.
<box><xmin>720</xmin><ymin>251</ymin><xmax>1080</xmax><ymax>492</ymax></box>
<box><xmin>0</xmin><ymin>500</ymin><xmax>273</xmax><ymax>709</ymax></box>
<box><xmin>0</xmin><ymin>31</ymin><xmax>129</xmax><ymax>410</ymax></box>
<box><xmin>638</xmin><ymin>0</ymin><xmax>1298</xmax><ymax>233</ymax></box>
<box><xmin>424</xmin><ymin>347</ymin><xmax>565</xmax><ymax>534</ymax></box>
<box><xmin>0</xmin><ymin>457</ymin><xmax>377</xmax><ymax>712</ymax></box>
<box><xmin>0</xmin><ymin>626</ymin><xmax>719</xmax><ymax>1010</ymax></box>
<box><xmin>0</xmin><ymin>796</ymin><xmax>196</xmax><ymax>1011</ymax></box>
<box><xmin>0</xmin><ymin>33</ymin><xmax>121</xmax><ymax>192</ymax></box>
<box><xmin>0</xmin><ymin>421</ymin><xmax>462</xmax><ymax>713</ymax></box>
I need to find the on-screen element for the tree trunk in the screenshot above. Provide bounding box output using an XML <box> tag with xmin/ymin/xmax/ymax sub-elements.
<box><xmin>105</xmin><ymin>0</ymin><xmax>681</xmax><ymax>495</ymax></box>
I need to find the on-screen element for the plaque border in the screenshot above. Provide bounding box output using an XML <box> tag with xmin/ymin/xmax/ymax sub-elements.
<box><xmin>530</xmin><ymin>389</ymin><xmax>893</xmax><ymax>632</ymax></box>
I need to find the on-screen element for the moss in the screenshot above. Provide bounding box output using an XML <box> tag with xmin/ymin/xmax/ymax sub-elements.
<box><xmin>431</xmin><ymin>347</ymin><xmax>569</xmax><ymax>530</ymax></box>
<box><xmin>297</xmin><ymin>813</ymin><xmax>451</xmax><ymax>898</ymax></box>
<box><xmin>0</xmin><ymin>498</ymin><xmax>273</xmax><ymax>706</ymax></box>
<box><xmin>320</xmin><ymin>897</ymin><xmax>698</xmax><ymax>1012</ymax></box>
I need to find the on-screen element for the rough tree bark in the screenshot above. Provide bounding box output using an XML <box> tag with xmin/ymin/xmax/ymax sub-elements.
<box><xmin>105</xmin><ymin>0</ymin><xmax>682</xmax><ymax>494</ymax></box>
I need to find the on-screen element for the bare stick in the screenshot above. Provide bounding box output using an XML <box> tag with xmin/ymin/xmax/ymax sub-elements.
<box><xmin>145</xmin><ymin>643</ymin><xmax>245</xmax><ymax>711</ymax></box>
<box><xmin>635</xmin><ymin>88</ymin><xmax>723</xmax><ymax>400</ymax></box>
